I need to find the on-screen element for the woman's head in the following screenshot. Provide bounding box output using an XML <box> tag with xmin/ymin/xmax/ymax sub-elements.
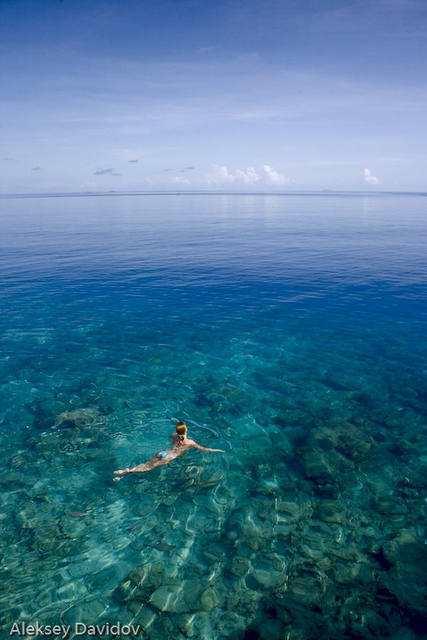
<box><xmin>176</xmin><ymin>421</ymin><xmax>187</xmax><ymax>438</ymax></box>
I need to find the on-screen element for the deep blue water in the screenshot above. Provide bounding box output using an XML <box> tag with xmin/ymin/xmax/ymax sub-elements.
<box><xmin>0</xmin><ymin>193</ymin><xmax>426</xmax><ymax>640</ymax></box>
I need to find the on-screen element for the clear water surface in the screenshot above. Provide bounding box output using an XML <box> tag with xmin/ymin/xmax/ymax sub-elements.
<box><xmin>0</xmin><ymin>193</ymin><xmax>426</xmax><ymax>640</ymax></box>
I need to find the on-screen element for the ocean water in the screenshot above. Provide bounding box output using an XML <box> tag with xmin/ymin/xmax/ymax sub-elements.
<box><xmin>0</xmin><ymin>193</ymin><xmax>426</xmax><ymax>640</ymax></box>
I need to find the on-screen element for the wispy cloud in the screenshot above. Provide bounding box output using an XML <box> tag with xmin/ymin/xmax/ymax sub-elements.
<box><xmin>171</xmin><ymin>176</ymin><xmax>191</xmax><ymax>185</ymax></box>
<box><xmin>127</xmin><ymin>159</ymin><xmax>138</xmax><ymax>163</ymax></box>
<box><xmin>197</xmin><ymin>45</ymin><xmax>220</xmax><ymax>54</ymax></box>
<box><xmin>31</xmin><ymin>167</ymin><xmax>41</xmax><ymax>171</ymax></box>
<box><xmin>362</xmin><ymin>168</ymin><xmax>380</xmax><ymax>185</ymax></box>
<box><xmin>181</xmin><ymin>166</ymin><xmax>195</xmax><ymax>172</ymax></box>
<box><xmin>94</xmin><ymin>168</ymin><xmax>115</xmax><ymax>175</ymax></box>
<box><xmin>236</xmin><ymin>52</ymin><xmax>260</xmax><ymax>63</ymax></box>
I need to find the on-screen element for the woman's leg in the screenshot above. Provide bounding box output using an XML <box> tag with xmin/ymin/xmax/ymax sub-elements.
<box><xmin>113</xmin><ymin>453</ymin><xmax>172</xmax><ymax>481</ymax></box>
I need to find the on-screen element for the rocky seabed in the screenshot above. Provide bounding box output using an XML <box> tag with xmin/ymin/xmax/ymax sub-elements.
<box><xmin>1</xmin><ymin>321</ymin><xmax>427</xmax><ymax>640</ymax></box>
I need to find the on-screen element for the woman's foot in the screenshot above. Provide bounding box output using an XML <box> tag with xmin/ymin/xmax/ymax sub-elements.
<box><xmin>113</xmin><ymin>468</ymin><xmax>129</xmax><ymax>481</ymax></box>
<box><xmin>113</xmin><ymin>468</ymin><xmax>129</xmax><ymax>482</ymax></box>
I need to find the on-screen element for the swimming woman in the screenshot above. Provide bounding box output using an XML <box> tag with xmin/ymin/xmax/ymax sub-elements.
<box><xmin>113</xmin><ymin>421</ymin><xmax>224</xmax><ymax>481</ymax></box>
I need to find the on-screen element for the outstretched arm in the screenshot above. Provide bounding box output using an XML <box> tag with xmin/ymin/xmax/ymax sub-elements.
<box><xmin>189</xmin><ymin>441</ymin><xmax>225</xmax><ymax>453</ymax></box>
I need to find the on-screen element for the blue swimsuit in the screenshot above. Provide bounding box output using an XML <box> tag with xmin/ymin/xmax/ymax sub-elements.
<box><xmin>158</xmin><ymin>438</ymin><xmax>181</xmax><ymax>459</ymax></box>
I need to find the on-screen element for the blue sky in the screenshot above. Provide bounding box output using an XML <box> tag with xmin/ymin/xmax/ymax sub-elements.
<box><xmin>1</xmin><ymin>0</ymin><xmax>426</xmax><ymax>193</ymax></box>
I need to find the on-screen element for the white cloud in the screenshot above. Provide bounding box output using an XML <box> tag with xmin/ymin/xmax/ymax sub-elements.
<box><xmin>206</xmin><ymin>165</ymin><xmax>236</xmax><ymax>184</ymax></box>
<box><xmin>171</xmin><ymin>176</ymin><xmax>191</xmax><ymax>185</ymax></box>
<box><xmin>206</xmin><ymin>164</ymin><xmax>293</xmax><ymax>187</ymax></box>
<box><xmin>262</xmin><ymin>165</ymin><xmax>291</xmax><ymax>185</ymax></box>
<box><xmin>234</xmin><ymin>167</ymin><xmax>260</xmax><ymax>184</ymax></box>
<box><xmin>362</xmin><ymin>168</ymin><xmax>380</xmax><ymax>185</ymax></box>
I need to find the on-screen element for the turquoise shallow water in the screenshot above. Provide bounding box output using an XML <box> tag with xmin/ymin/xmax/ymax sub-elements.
<box><xmin>0</xmin><ymin>193</ymin><xmax>427</xmax><ymax>640</ymax></box>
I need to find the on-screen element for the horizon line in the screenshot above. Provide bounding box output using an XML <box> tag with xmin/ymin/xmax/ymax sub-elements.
<box><xmin>1</xmin><ymin>189</ymin><xmax>426</xmax><ymax>200</ymax></box>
